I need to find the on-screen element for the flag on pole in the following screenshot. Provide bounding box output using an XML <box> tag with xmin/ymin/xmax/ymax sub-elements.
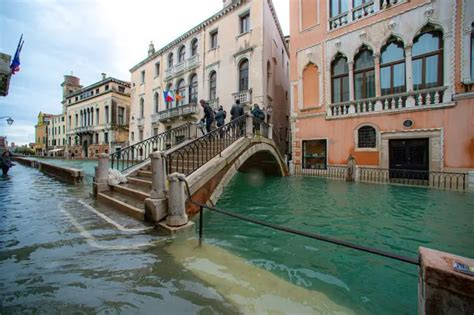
<box><xmin>10</xmin><ymin>34</ymin><xmax>25</xmax><ymax>75</ymax></box>
<box><xmin>163</xmin><ymin>90</ymin><xmax>174</xmax><ymax>103</ymax></box>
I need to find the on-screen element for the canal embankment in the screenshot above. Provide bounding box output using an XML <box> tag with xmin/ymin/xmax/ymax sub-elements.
<box><xmin>12</xmin><ymin>156</ymin><xmax>84</xmax><ymax>184</ymax></box>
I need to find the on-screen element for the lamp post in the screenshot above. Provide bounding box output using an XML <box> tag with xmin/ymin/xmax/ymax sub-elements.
<box><xmin>0</xmin><ymin>116</ymin><xmax>14</xmax><ymax>126</ymax></box>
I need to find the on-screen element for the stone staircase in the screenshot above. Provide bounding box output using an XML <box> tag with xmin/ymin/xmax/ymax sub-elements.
<box><xmin>96</xmin><ymin>139</ymin><xmax>229</xmax><ymax>221</ymax></box>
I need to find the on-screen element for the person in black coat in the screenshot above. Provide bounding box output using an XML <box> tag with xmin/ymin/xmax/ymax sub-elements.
<box><xmin>230</xmin><ymin>99</ymin><xmax>244</xmax><ymax>121</ymax></box>
<box><xmin>215</xmin><ymin>106</ymin><xmax>226</xmax><ymax>128</ymax></box>
<box><xmin>200</xmin><ymin>99</ymin><xmax>215</xmax><ymax>133</ymax></box>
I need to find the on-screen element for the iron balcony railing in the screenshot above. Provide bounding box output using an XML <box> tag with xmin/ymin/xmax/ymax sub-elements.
<box><xmin>110</xmin><ymin>123</ymin><xmax>192</xmax><ymax>172</ymax></box>
<box><xmin>165</xmin><ymin>115</ymin><xmax>247</xmax><ymax>176</ymax></box>
<box><xmin>358</xmin><ymin>167</ymin><xmax>468</xmax><ymax>191</ymax></box>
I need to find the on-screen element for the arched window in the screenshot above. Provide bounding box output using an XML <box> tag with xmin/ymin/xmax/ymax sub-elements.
<box><xmin>412</xmin><ymin>26</ymin><xmax>443</xmax><ymax>90</ymax></box>
<box><xmin>139</xmin><ymin>98</ymin><xmax>144</xmax><ymax>118</ymax></box>
<box><xmin>209</xmin><ymin>71</ymin><xmax>217</xmax><ymax>100</ymax></box>
<box><xmin>154</xmin><ymin>92</ymin><xmax>159</xmax><ymax>113</ymax></box>
<box><xmin>357</xmin><ymin>125</ymin><xmax>376</xmax><ymax>148</ymax></box>
<box><xmin>191</xmin><ymin>38</ymin><xmax>198</xmax><ymax>56</ymax></box>
<box><xmin>303</xmin><ymin>63</ymin><xmax>319</xmax><ymax>107</ymax></box>
<box><xmin>239</xmin><ymin>58</ymin><xmax>249</xmax><ymax>91</ymax></box>
<box><xmin>380</xmin><ymin>38</ymin><xmax>406</xmax><ymax>95</ymax></box>
<box><xmin>176</xmin><ymin>79</ymin><xmax>186</xmax><ymax>106</ymax></box>
<box><xmin>189</xmin><ymin>74</ymin><xmax>198</xmax><ymax>103</ymax></box>
<box><xmin>168</xmin><ymin>53</ymin><xmax>174</xmax><ymax>68</ymax></box>
<box><xmin>178</xmin><ymin>45</ymin><xmax>186</xmax><ymax>63</ymax></box>
<box><xmin>354</xmin><ymin>46</ymin><xmax>375</xmax><ymax>100</ymax></box>
<box><xmin>331</xmin><ymin>54</ymin><xmax>349</xmax><ymax>103</ymax></box>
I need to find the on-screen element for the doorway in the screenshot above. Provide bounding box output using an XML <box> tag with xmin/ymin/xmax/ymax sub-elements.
<box><xmin>83</xmin><ymin>140</ymin><xmax>88</xmax><ymax>158</ymax></box>
<box><xmin>389</xmin><ymin>138</ymin><xmax>429</xmax><ymax>179</ymax></box>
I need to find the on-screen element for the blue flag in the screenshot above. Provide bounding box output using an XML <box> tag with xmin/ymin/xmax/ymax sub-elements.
<box><xmin>10</xmin><ymin>34</ymin><xmax>24</xmax><ymax>75</ymax></box>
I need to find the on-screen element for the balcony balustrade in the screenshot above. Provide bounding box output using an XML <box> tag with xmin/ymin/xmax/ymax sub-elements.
<box><xmin>330</xmin><ymin>0</ymin><xmax>404</xmax><ymax>30</ymax></box>
<box><xmin>164</xmin><ymin>55</ymin><xmax>201</xmax><ymax>81</ymax></box>
<box><xmin>327</xmin><ymin>86</ymin><xmax>449</xmax><ymax>118</ymax></box>
<box><xmin>232</xmin><ymin>89</ymin><xmax>252</xmax><ymax>105</ymax></box>
<box><xmin>156</xmin><ymin>103</ymin><xmax>199</xmax><ymax>122</ymax></box>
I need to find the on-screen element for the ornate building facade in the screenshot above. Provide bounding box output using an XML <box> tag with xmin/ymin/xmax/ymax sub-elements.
<box><xmin>62</xmin><ymin>74</ymin><xmax>131</xmax><ymax>158</ymax></box>
<box><xmin>289</xmin><ymin>0</ymin><xmax>474</xmax><ymax>172</ymax></box>
<box><xmin>34</xmin><ymin>112</ymin><xmax>53</xmax><ymax>156</ymax></box>
<box><xmin>129</xmin><ymin>0</ymin><xmax>289</xmax><ymax>154</ymax></box>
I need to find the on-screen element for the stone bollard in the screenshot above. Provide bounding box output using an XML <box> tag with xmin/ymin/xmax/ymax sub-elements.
<box><xmin>268</xmin><ymin>124</ymin><xmax>273</xmax><ymax>140</ymax></box>
<box><xmin>93</xmin><ymin>153</ymin><xmax>110</xmax><ymax>195</ymax></box>
<box><xmin>166</xmin><ymin>173</ymin><xmax>188</xmax><ymax>227</ymax></box>
<box><xmin>419</xmin><ymin>247</ymin><xmax>474</xmax><ymax>315</ymax></box>
<box><xmin>144</xmin><ymin>151</ymin><xmax>168</xmax><ymax>222</ymax></box>
<box><xmin>245</xmin><ymin>114</ymin><xmax>253</xmax><ymax>138</ymax></box>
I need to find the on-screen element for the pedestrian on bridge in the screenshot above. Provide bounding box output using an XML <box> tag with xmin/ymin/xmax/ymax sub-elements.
<box><xmin>200</xmin><ymin>99</ymin><xmax>215</xmax><ymax>134</ymax></box>
<box><xmin>230</xmin><ymin>99</ymin><xmax>244</xmax><ymax>121</ymax></box>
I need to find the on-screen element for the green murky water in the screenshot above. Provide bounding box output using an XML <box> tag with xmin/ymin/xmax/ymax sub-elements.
<box><xmin>1</xmin><ymin>160</ymin><xmax>473</xmax><ymax>314</ymax></box>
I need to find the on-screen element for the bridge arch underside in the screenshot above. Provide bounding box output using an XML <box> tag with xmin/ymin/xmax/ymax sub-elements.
<box><xmin>237</xmin><ymin>150</ymin><xmax>284</xmax><ymax>176</ymax></box>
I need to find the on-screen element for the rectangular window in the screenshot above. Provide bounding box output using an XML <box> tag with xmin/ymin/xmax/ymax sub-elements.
<box><xmin>131</xmin><ymin>131</ymin><xmax>135</xmax><ymax>141</ymax></box>
<box><xmin>95</xmin><ymin>133</ymin><xmax>99</xmax><ymax>144</ymax></box>
<box><xmin>104</xmin><ymin>132</ymin><xmax>109</xmax><ymax>144</ymax></box>
<box><xmin>303</xmin><ymin>140</ymin><xmax>327</xmax><ymax>170</ymax></box>
<box><xmin>75</xmin><ymin>114</ymin><xmax>78</xmax><ymax>127</ymax></box>
<box><xmin>330</xmin><ymin>0</ymin><xmax>348</xmax><ymax>17</ymax></box>
<box><xmin>105</xmin><ymin>85</ymin><xmax>109</xmax><ymax>91</ymax></box>
<box><xmin>210</xmin><ymin>30</ymin><xmax>218</xmax><ymax>49</ymax></box>
<box><xmin>96</xmin><ymin>108</ymin><xmax>99</xmax><ymax>125</ymax></box>
<box><xmin>155</xmin><ymin>62</ymin><xmax>160</xmax><ymax>76</ymax></box>
<box><xmin>96</xmin><ymin>88</ymin><xmax>99</xmax><ymax>94</ymax></box>
<box><xmin>153</xmin><ymin>128</ymin><xmax>159</xmax><ymax>136</ymax></box>
<box><xmin>139</xmin><ymin>130</ymin><xmax>143</xmax><ymax>141</ymax></box>
<box><xmin>141</xmin><ymin>70</ymin><xmax>145</xmax><ymax>84</ymax></box>
<box><xmin>105</xmin><ymin>106</ymin><xmax>109</xmax><ymax>124</ymax></box>
<box><xmin>118</xmin><ymin>107</ymin><xmax>125</xmax><ymax>125</ymax></box>
<box><xmin>62</xmin><ymin>126</ymin><xmax>65</xmax><ymax>133</ymax></box>
<box><xmin>118</xmin><ymin>86</ymin><xmax>125</xmax><ymax>93</ymax></box>
<box><xmin>240</xmin><ymin>12</ymin><xmax>250</xmax><ymax>34</ymax></box>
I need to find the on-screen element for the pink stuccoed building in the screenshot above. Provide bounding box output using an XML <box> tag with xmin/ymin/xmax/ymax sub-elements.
<box><xmin>289</xmin><ymin>0</ymin><xmax>474</xmax><ymax>174</ymax></box>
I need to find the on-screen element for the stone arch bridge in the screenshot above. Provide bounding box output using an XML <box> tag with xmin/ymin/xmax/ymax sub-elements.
<box><xmin>93</xmin><ymin>115</ymin><xmax>287</xmax><ymax>231</ymax></box>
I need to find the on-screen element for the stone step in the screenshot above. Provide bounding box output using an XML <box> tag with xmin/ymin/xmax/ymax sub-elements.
<box><xmin>136</xmin><ymin>170</ymin><xmax>152</xmax><ymax>179</ymax></box>
<box><xmin>127</xmin><ymin>176</ymin><xmax>152</xmax><ymax>189</ymax></box>
<box><xmin>111</xmin><ymin>184</ymin><xmax>150</xmax><ymax>201</ymax></box>
<box><xmin>97</xmin><ymin>190</ymin><xmax>145</xmax><ymax>221</ymax></box>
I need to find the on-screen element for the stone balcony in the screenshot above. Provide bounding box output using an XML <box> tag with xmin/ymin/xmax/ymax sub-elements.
<box><xmin>69</xmin><ymin>124</ymin><xmax>110</xmax><ymax>134</ymax></box>
<box><xmin>155</xmin><ymin>103</ymin><xmax>199</xmax><ymax>122</ymax></box>
<box><xmin>329</xmin><ymin>0</ymin><xmax>404</xmax><ymax>30</ymax></box>
<box><xmin>232</xmin><ymin>89</ymin><xmax>252</xmax><ymax>105</ymax></box>
<box><xmin>165</xmin><ymin>54</ymin><xmax>201</xmax><ymax>80</ymax></box>
<box><xmin>327</xmin><ymin>86</ymin><xmax>450</xmax><ymax>118</ymax></box>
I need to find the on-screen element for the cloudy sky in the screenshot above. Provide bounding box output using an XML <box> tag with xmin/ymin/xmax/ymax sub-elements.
<box><xmin>0</xmin><ymin>0</ymin><xmax>290</xmax><ymax>145</ymax></box>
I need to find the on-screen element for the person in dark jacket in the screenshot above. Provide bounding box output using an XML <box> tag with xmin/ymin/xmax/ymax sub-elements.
<box><xmin>0</xmin><ymin>150</ymin><xmax>14</xmax><ymax>175</ymax></box>
<box><xmin>251</xmin><ymin>104</ymin><xmax>265</xmax><ymax>121</ymax></box>
<box><xmin>200</xmin><ymin>99</ymin><xmax>215</xmax><ymax>133</ymax></box>
<box><xmin>230</xmin><ymin>99</ymin><xmax>244</xmax><ymax>121</ymax></box>
<box><xmin>215</xmin><ymin>106</ymin><xmax>226</xmax><ymax>127</ymax></box>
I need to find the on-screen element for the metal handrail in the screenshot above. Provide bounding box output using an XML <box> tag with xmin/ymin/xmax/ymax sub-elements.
<box><xmin>165</xmin><ymin>115</ymin><xmax>247</xmax><ymax>176</ymax></box>
<box><xmin>178</xmin><ymin>177</ymin><xmax>419</xmax><ymax>266</ymax></box>
<box><xmin>110</xmin><ymin>123</ymin><xmax>192</xmax><ymax>172</ymax></box>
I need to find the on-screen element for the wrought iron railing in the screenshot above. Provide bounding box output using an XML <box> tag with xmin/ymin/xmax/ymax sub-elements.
<box><xmin>294</xmin><ymin>165</ymin><xmax>349</xmax><ymax>180</ymax></box>
<box><xmin>111</xmin><ymin>123</ymin><xmax>192</xmax><ymax>172</ymax></box>
<box><xmin>165</xmin><ymin>115</ymin><xmax>247</xmax><ymax>176</ymax></box>
<box><xmin>358</xmin><ymin>167</ymin><xmax>468</xmax><ymax>191</ymax></box>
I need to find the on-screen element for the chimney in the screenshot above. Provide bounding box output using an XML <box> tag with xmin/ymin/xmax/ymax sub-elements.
<box><xmin>148</xmin><ymin>41</ymin><xmax>155</xmax><ymax>56</ymax></box>
<box><xmin>101</xmin><ymin>73</ymin><xmax>106</xmax><ymax>80</ymax></box>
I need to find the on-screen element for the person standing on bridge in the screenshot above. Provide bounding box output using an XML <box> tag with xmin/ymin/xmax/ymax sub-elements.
<box><xmin>230</xmin><ymin>99</ymin><xmax>244</xmax><ymax>121</ymax></box>
<box><xmin>200</xmin><ymin>99</ymin><xmax>215</xmax><ymax>134</ymax></box>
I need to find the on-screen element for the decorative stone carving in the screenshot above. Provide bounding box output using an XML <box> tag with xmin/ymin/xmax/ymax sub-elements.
<box><xmin>424</xmin><ymin>7</ymin><xmax>434</xmax><ymax>18</ymax></box>
<box><xmin>388</xmin><ymin>21</ymin><xmax>396</xmax><ymax>30</ymax></box>
<box><xmin>359</xmin><ymin>31</ymin><xmax>367</xmax><ymax>40</ymax></box>
<box><xmin>335</xmin><ymin>40</ymin><xmax>341</xmax><ymax>48</ymax></box>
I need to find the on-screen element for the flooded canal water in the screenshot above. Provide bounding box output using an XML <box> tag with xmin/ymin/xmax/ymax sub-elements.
<box><xmin>1</xmin><ymin>161</ymin><xmax>473</xmax><ymax>314</ymax></box>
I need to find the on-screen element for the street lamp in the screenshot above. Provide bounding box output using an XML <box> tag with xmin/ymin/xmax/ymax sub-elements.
<box><xmin>0</xmin><ymin>116</ymin><xmax>14</xmax><ymax>126</ymax></box>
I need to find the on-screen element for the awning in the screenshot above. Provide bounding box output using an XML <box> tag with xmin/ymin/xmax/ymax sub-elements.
<box><xmin>48</xmin><ymin>148</ymin><xmax>65</xmax><ymax>153</ymax></box>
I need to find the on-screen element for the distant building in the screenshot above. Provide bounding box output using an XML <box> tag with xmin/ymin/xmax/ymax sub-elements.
<box><xmin>0</xmin><ymin>53</ymin><xmax>11</xmax><ymax>97</ymax></box>
<box><xmin>34</xmin><ymin>112</ymin><xmax>53</xmax><ymax>156</ymax></box>
<box><xmin>128</xmin><ymin>0</ymin><xmax>289</xmax><ymax>154</ymax></box>
<box><xmin>63</xmin><ymin>74</ymin><xmax>131</xmax><ymax>158</ymax></box>
<box><xmin>48</xmin><ymin>113</ymin><xmax>66</xmax><ymax>156</ymax></box>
